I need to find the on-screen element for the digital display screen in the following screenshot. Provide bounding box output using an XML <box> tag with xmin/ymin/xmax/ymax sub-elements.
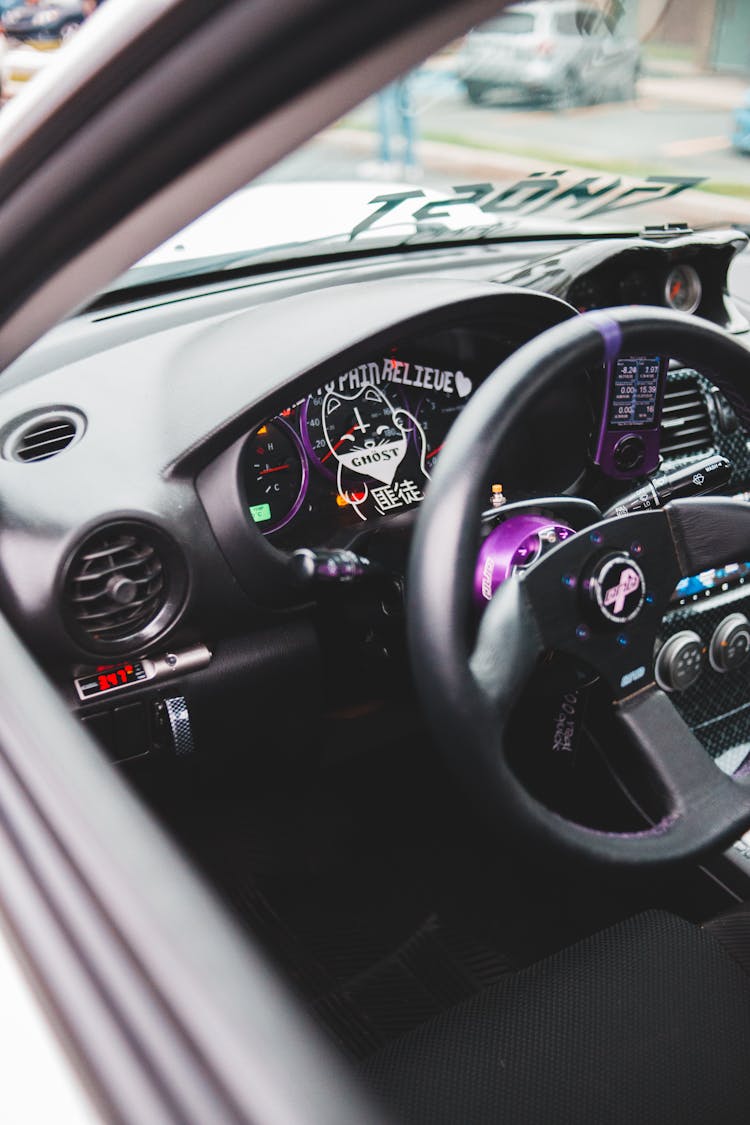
<box><xmin>608</xmin><ymin>355</ymin><xmax>661</xmax><ymax>429</ymax></box>
<box><xmin>674</xmin><ymin>562</ymin><xmax>750</xmax><ymax>601</ymax></box>
<box><xmin>76</xmin><ymin>661</ymin><xmax>147</xmax><ymax>700</ymax></box>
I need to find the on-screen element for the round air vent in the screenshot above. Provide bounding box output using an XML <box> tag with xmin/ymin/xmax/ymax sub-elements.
<box><xmin>4</xmin><ymin>408</ymin><xmax>85</xmax><ymax>463</ymax></box>
<box><xmin>63</xmin><ymin>523</ymin><xmax>186</xmax><ymax>653</ymax></box>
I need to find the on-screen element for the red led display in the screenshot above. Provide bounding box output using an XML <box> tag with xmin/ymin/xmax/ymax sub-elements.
<box><xmin>96</xmin><ymin>663</ymin><xmax>137</xmax><ymax>693</ymax></box>
<box><xmin>75</xmin><ymin>659</ymin><xmax>148</xmax><ymax>701</ymax></box>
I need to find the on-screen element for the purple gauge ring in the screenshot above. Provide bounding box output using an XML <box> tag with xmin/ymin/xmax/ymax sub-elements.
<box><xmin>247</xmin><ymin>415</ymin><xmax>309</xmax><ymax>535</ymax></box>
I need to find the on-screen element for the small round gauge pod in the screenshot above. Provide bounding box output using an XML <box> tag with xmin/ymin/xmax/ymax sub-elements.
<box><xmin>665</xmin><ymin>264</ymin><xmax>702</xmax><ymax>315</ymax></box>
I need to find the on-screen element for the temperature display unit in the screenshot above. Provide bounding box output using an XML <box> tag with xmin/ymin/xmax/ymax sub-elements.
<box><xmin>74</xmin><ymin>644</ymin><xmax>213</xmax><ymax>702</ymax></box>
<box><xmin>594</xmin><ymin>354</ymin><xmax>667</xmax><ymax>480</ymax></box>
<box><xmin>76</xmin><ymin>660</ymin><xmax>148</xmax><ymax>699</ymax></box>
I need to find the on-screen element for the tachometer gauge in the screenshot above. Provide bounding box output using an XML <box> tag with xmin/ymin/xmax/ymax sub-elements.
<box><xmin>244</xmin><ymin>418</ymin><xmax>307</xmax><ymax>533</ymax></box>
<box><xmin>665</xmin><ymin>264</ymin><xmax>701</xmax><ymax>314</ymax></box>
<box><xmin>416</xmin><ymin>395</ymin><xmax>464</xmax><ymax>468</ymax></box>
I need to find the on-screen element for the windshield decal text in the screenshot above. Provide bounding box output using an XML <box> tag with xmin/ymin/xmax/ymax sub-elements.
<box><xmin>349</xmin><ymin>173</ymin><xmax>705</xmax><ymax>238</ymax></box>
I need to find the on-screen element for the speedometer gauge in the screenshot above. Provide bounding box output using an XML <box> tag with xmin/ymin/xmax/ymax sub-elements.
<box><xmin>244</xmin><ymin>418</ymin><xmax>307</xmax><ymax>533</ymax></box>
<box><xmin>665</xmin><ymin>264</ymin><xmax>701</xmax><ymax>314</ymax></box>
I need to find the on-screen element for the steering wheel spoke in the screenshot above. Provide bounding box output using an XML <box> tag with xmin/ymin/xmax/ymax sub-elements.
<box><xmin>609</xmin><ymin>685</ymin><xmax>750</xmax><ymax>860</ymax></box>
<box><xmin>520</xmin><ymin>508</ymin><xmax>681</xmax><ymax>698</ymax></box>
<box><xmin>470</xmin><ymin>575</ymin><xmax>544</xmax><ymax>714</ymax></box>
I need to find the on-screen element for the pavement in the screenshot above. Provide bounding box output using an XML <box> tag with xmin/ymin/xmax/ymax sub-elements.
<box><xmin>639</xmin><ymin>71</ymin><xmax>747</xmax><ymax>112</ymax></box>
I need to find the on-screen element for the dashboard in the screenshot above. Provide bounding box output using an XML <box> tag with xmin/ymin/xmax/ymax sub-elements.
<box><xmin>0</xmin><ymin>223</ymin><xmax>747</xmax><ymax>770</ymax></box>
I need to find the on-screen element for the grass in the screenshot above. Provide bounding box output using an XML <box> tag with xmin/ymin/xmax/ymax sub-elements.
<box><xmin>420</xmin><ymin>128</ymin><xmax>653</xmax><ymax>177</ymax></box>
<box><xmin>642</xmin><ymin>43</ymin><xmax>697</xmax><ymax>66</ymax></box>
<box><xmin>694</xmin><ymin>179</ymin><xmax>750</xmax><ymax>200</ymax></box>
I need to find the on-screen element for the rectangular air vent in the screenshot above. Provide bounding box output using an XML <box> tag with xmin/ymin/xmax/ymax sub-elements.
<box><xmin>659</xmin><ymin>380</ymin><xmax>714</xmax><ymax>458</ymax></box>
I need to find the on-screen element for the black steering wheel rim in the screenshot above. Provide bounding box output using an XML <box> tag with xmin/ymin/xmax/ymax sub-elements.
<box><xmin>408</xmin><ymin>306</ymin><xmax>750</xmax><ymax>869</ymax></box>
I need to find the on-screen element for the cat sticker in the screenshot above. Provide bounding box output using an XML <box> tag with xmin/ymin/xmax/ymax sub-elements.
<box><xmin>321</xmin><ymin>384</ymin><xmax>429</xmax><ymax>520</ymax></box>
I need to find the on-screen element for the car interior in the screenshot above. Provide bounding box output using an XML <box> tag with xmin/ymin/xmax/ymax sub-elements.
<box><xmin>4</xmin><ymin>0</ymin><xmax>750</xmax><ymax>1122</ymax></box>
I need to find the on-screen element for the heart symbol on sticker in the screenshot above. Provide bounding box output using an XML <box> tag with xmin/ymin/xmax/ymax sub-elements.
<box><xmin>455</xmin><ymin>370</ymin><xmax>473</xmax><ymax>398</ymax></box>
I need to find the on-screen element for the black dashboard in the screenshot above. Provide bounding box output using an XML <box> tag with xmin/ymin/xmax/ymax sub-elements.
<box><xmin>0</xmin><ymin>223</ymin><xmax>748</xmax><ymax>767</ymax></box>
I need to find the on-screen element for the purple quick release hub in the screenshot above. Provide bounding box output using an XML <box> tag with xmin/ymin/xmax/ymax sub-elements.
<box><xmin>474</xmin><ymin>514</ymin><xmax>575</xmax><ymax>606</ymax></box>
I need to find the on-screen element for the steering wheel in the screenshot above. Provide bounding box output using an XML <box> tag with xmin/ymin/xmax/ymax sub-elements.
<box><xmin>409</xmin><ymin>306</ymin><xmax>750</xmax><ymax>868</ymax></box>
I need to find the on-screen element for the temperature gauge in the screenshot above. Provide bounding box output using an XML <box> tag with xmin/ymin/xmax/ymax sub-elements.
<box><xmin>244</xmin><ymin>418</ymin><xmax>308</xmax><ymax>533</ymax></box>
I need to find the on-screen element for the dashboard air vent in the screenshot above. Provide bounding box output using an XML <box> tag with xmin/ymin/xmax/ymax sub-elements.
<box><xmin>4</xmin><ymin>409</ymin><xmax>84</xmax><ymax>463</ymax></box>
<box><xmin>64</xmin><ymin>523</ymin><xmax>184</xmax><ymax>651</ymax></box>
<box><xmin>659</xmin><ymin>380</ymin><xmax>713</xmax><ymax>459</ymax></box>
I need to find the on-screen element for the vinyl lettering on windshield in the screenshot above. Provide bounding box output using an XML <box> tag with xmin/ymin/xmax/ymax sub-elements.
<box><xmin>349</xmin><ymin>172</ymin><xmax>705</xmax><ymax>239</ymax></box>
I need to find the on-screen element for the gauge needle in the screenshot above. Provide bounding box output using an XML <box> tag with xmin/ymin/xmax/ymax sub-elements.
<box><xmin>426</xmin><ymin>444</ymin><xmax>444</xmax><ymax>461</ymax></box>
<box><xmin>259</xmin><ymin>464</ymin><xmax>289</xmax><ymax>475</ymax></box>
<box><xmin>321</xmin><ymin>426</ymin><xmax>356</xmax><ymax>463</ymax></box>
<box><xmin>671</xmin><ymin>281</ymin><xmax>682</xmax><ymax>300</ymax></box>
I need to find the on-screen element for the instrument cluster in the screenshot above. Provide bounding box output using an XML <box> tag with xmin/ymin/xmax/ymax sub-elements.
<box><xmin>241</xmin><ymin>327</ymin><xmax>592</xmax><ymax>549</ymax></box>
<box><xmin>242</xmin><ymin>352</ymin><xmax>475</xmax><ymax>547</ymax></box>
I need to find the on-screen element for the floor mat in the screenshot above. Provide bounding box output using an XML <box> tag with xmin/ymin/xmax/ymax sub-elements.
<box><xmin>231</xmin><ymin>887</ymin><xmax>515</xmax><ymax>1058</ymax></box>
<box><xmin>140</xmin><ymin>736</ymin><xmax>738</xmax><ymax>1060</ymax></box>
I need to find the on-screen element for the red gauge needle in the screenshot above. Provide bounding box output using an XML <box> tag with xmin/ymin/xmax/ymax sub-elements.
<box><xmin>670</xmin><ymin>281</ymin><xmax>682</xmax><ymax>300</ymax></box>
<box><xmin>259</xmin><ymin>464</ymin><xmax>289</xmax><ymax>475</ymax></box>
<box><xmin>426</xmin><ymin>444</ymin><xmax>444</xmax><ymax>461</ymax></box>
<box><xmin>321</xmin><ymin>426</ymin><xmax>357</xmax><ymax>463</ymax></box>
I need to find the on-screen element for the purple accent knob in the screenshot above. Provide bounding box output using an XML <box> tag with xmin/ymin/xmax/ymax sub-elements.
<box><xmin>474</xmin><ymin>514</ymin><xmax>575</xmax><ymax>606</ymax></box>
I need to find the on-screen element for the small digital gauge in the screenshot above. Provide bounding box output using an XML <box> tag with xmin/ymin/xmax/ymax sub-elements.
<box><xmin>608</xmin><ymin>356</ymin><xmax>661</xmax><ymax>429</ymax></box>
<box><xmin>665</xmin><ymin>264</ymin><xmax>702</xmax><ymax>314</ymax></box>
<box><xmin>76</xmin><ymin>660</ymin><xmax>148</xmax><ymax>699</ymax></box>
<box><xmin>244</xmin><ymin>418</ymin><xmax>307</xmax><ymax>533</ymax></box>
<box><xmin>594</xmin><ymin>354</ymin><xmax>668</xmax><ymax>480</ymax></box>
<box><xmin>416</xmin><ymin>395</ymin><xmax>464</xmax><ymax>467</ymax></box>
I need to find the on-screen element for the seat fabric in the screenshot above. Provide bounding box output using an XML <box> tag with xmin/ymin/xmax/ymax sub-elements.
<box><xmin>359</xmin><ymin>910</ymin><xmax>750</xmax><ymax>1124</ymax></box>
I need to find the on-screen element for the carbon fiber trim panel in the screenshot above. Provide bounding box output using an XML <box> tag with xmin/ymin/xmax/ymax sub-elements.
<box><xmin>661</xmin><ymin>587</ymin><xmax>750</xmax><ymax>759</ymax></box>
<box><xmin>656</xmin><ymin>369</ymin><xmax>750</xmax><ymax>760</ymax></box>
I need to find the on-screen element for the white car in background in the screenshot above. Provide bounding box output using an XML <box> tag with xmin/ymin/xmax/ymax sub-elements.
<box><xmin>458</xmin><ymin>0</ymin><xmax>640</xmax><ymax>106</ymax></box>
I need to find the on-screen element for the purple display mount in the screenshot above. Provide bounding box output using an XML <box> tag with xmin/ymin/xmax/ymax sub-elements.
<box><xmin>474</xmin><ymin>514</ymin><xmax>574</xmax><ymax>606</ymax></box>
<box><xmin>589</xmin><ymin>313</ymin><xmax>667</xmax><ymax>481</ymax></box>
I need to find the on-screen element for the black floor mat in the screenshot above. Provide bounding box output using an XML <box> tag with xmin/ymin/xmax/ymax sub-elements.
<box><xmin>134</xmin><ymin>735</ymin><xmax>739</xmax><ymax>1060</ymax></box>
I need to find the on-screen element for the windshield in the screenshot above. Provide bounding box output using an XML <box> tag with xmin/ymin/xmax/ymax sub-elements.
<box><xmin>18</xmin><ymin>0</ymin><xmax>749</xmax><ymax>289</ymax></box>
